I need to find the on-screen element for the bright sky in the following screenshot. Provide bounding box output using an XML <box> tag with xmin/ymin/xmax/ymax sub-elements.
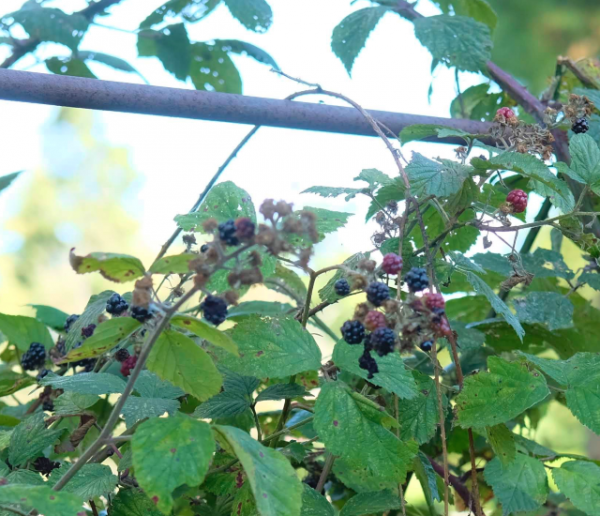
<box><xmin>0</xmin><ymin>0</ymin><xmax>541</xmax><ymax>268</ymax></box>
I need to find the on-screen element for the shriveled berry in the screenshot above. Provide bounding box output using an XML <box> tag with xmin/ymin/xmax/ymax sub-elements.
<box><xmin>115</xmin><ymin>348</ymin><xmax>130</xmax><ymax>362</ymax></box>
<box><xmin>201</xmin><ymin>295</ymin><xmax>228</xmax><ymax>326</ymax></box>
<box><xmin>432</xmin><ymin>317</ymin><xmax>452</xmax><ymax>337</ymax></box>
<box><xmin>21</xmin><ymin>342</ymin><xmax>46</xmax><ymax>371</ymax></box>
<box><xmin>496</xmin><ymin>107</ymin><xmax>515</xmax><ymax>119</ymax></box>
<box><xmin>370</xmin><ymin>327</ymin><xmax>396</xmax><ymax>357</ymax></box>
<box><xmin>131</xmin><ymin>306</ymin><xmax>153</xmax><ymax>323</ymax></box>
<box><xmin>366</xmin><ymin>282</ymin><xmax>390</xmax><ymax>307</ymax></box>
<box><xmin>341</xmin><ymin>320</ymin><xmax>365</xmax><ymax>345</ymax></box>
<box><xmin>382</xmin><ymin>253</ymin><xmax>403</xmax><ymax>275</ymax></box>
<box><xmin>405</xmin><ymin>267</ymin><xmax>429</xmax><ymax>292</ymax></box>
<box><xmin>81</xmin><ymin>324</ymin><xmax>96</xmax><ymax>338</ymax></box>
<box><xmin>106</xmin><ymin>293</ymin><xmax>129</xmax><ymax>316</ymax></box>
<box><xmin>33</xmin><ymin>457</ymin><xmax>60</xmax><ymax>476</ymax></box>
<box><xmin>358</xmin><ymin>349</ymin><xmax>379</xmax><ymax>379</ymax></box>
<box><xmin>235</xmin><ymin>217</ymin><xmax>256</xmax><ymax>241</ymax></box>
<box><xmin>42</xmin><ymin>400</ymin><xmax>54</xmax><ymax>412</ymax></box>
<box><xmin>120</xmin><ymin>355</ymin><xmax>137</xmax><ymax>377</ymax></box>
<box><xmin>506</xmin><ymin>189</ymin><xmax>528</xmax><ymax>214</ymax></box>
<box><xmin>420</xmin><ymin>340</ymin><xmax>433</xmax><ymax>352</ymax></box>
<box><xmin>364</xmin><ymin>311</ymin><xmax>387</xmax><ymax>331</ymax></box>
<box><xmin>64</xmin><ymin>314</ymin><xmax>79</xmax><ymax>333</ymax></box>
<box><xmin>423</xmin><ymin>292</ymin><xmax>445</xmax><ymax>311</ymax></box>
<box><xmin>218</xmin><ymin>219</ymin><xmax>239</xmax><ymax>246</ymax></box>
<box><xmin>334</xmin><ymin>278</ymin><xmax>351</xmax><ymax>297</ymax></box>
<box><xmin>572</xmin><ymin>117</ymin><xmax>589</xmax><ymax>134</ymax></box>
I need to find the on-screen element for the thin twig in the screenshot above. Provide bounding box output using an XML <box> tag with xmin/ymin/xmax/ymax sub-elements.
<box><xmin>315</xmin><ymin>452</ymin><xmax>335</xmax><ymax>493</ymax></box>
<box><xmin>251</xmin><ymin>405</ymin><xmax>263</xmax><ymax>441</ymax></box>
<box><xmin>431</xmin><ymin>343</ymin><xmax>449</xmax><ymax>516</ymax></box>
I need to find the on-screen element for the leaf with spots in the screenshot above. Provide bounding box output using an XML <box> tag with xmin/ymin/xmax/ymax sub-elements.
<box><xmin>0</xmin><ymin>485</ymin><xmax>82</xmax><ymax>516</ymax></box>
<box><xmin>174</xmin><ymin>181</ymin><xmax>255</xmax><ymax>231</ymax></box>
<box><xmin>138</xmin><ymin>23</ymin><xmax>191</xmax><ymax>80</ymax></box>
<box><xmin>300</xmin><ymin>485</ymin><xmax>334</xmax><ymax>516</ymax></box>
<box><xmin>8</xmin><ymin>413</ymin><xmax>64</xmax><ymax>467</ymax></box>
<box><xmin>553</xmin><ymin>460</ymin><xmax>600</xmax><ymax>515</ymax></box>
<box><xmin>60</xmin><ymin>317</ymin><xmax>141</xmax><ymax>363</ymax></box>
<box><xmin>47</xmin><ymin>463</ymin><xmax>117</xmax><ymax>500</ymax></box>
<box><xmin>171</xmin><ymin>314</ymin><xmax>239</xmax><ymax>356</ymax></box>
<box><xmin>332</xmin><ymin>340</ymin><xmax>418</xmax><ymax>400</ymax></box>
<box><xmin>512</xmin><ymin>292</ymin><xmax>574</xmax><ymax>331</ymax></box>
<box><xmin>149</xmin><ymin>253</ymin><xmax>198</xmax><ymax>274</ymax></box>
<box><xmin>218</xmin><ymin>317</ymin><xmax>321</xmax><ymax>378</ymax></box>
<box><xmin>53</xmin><ymin>392</ymin><xmax>99</xmax><ymax>416</ymax></box>
<box><xmin>314</xmin><ymin>382</ymin><xmax>418</xmax><ymax>492</ymax></box>
<box><xmin>214</xmin><ymin>425</ymin><xmax>303</xmax><ymax>516</ymax></box>
<box><xmin>339</xmin><ymin>490</ymin><xmax>402</xmax><ymax>516</ymax></box>
<box><xmin>147</xmin><ymin>330</ymin><xmax>222</xmax><ymax>401</ymax></box>
<box><xmin>484</xmin><ymin>454</ymin><xmax>548</xmax><ymax>515</ymax></box>
<box><xmin>132</xmin><ymin>414</ymin><xmax>215</xmax><ymax>514</ymax></box>
<box><xmin>109</xmin><ymin>488</ymin><xmax>163</xmax><ymax>516</ymax></box>
<box><xmin>223</xmin><ymin>0</ymin><xmax>273</xmax><ymax>33</ymax></box>
<box><xmin>69</xmin><ymin>249</ymin><xmax>146</xmax><ymax>283</ymax></box>
<box><xmin>456</xmin><ymin>357</ymin><xmax>549</xmax><ymax>428</ymax></box>
<box><xmin>486</xmin><ymin>424</ymin><xmax>516</xmax><ymax>465</ymax></box>
<box><xmin>256</xmin><ymin>383</ymin><xmax>309</xmax><ymax>402</ymax></box>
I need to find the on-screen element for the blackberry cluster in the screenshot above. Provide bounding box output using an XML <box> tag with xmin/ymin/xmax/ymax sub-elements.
<box><xmin>572</xmin><ymin>117</ymin><xmax>589</xmax><ymax>134</ymax></box>
<box><xmin>364</xmin><ymin>310</ymin><xmax>386</xmax><ymax>331</ymax></box>
<box><xmin>358</xmin><ymin>348</ymin><xmax>378</xmax><ymax>379</ymax></box>
<box><xmin>341</xmin><ymin>320</ymin><xmax>365</xmax><ymax>345</ymax></box>
<box><xmin>201</xmin><ymin>295</ymin><xmax>228</xmax><ymax>326</ymax></box>
<box><xmin>81</xmin><ymin>324</ymin><xmax>96</xmax><ymax>338</ymax></box>
<box><xmin>115</xmin><ymin>348</ymin><xmax>130</xmax><ymax>362</ymax></box>
<box><xmin>423</xmin><ymin>292</ymin><xmax>445</xmax><ymax>311</ymax></box>
<box><xmin>381</xmin><ymin>253</ymin><xmax>403</xmax><ymax>275</ymax></box>
<box><xmin>405</xmin><ymin>268</ymin><xmax>429</xmax><ymax>292</ymax></box>
<box><xmin>120</xmin><ymin>355</ymin><xmax>137</xmax><ymax>377</ymax></box>
<box><xmin>21</xmin><ymin>342</ymin><xmax>46</xmax><ymax>371</ymax></box>
<box><xmin>370</xmin><ymin>327</ymin><xmax>396</xmax><ymax>357</ymax></box>
<box><xmin>64</xmin><ymin>314</ymin><xmax>79</xmax><ymax>333</ymax></box>
<box><xmin>366</xmin><ymin>282</ymin><xmax>390</xmax><ymax>306</ymax></box>
<box><xmin>420</xmin><ymin>340</ymin><xmax>433</xmax><ymax>352</ymax></box>
<box><xmin>131</xmin><ymin>306</ymin><xmax>153</xmax><ymax>323</ymax></box>
<box><xmin>218</xmin><ymin>219</ymin><xmax>239</xmax><ymax>246</ymax></box>
<box><xmin>33</xmin><ymin>457</ymin><xmax>60</xmax><ymax>477</ymax></box>
<box><xmin>334</xmin><ymin>278</ymin><xmax>351</xmax><ymax>296</ymax></box>
<box><xmin>106</xmin><ymin>293</ymin><xmax>129</xmax><ymax>316</ymax></box>
<box><xmin>496</xmin><ymin>107</ymin><xmax>515</xmax><ymax>119</ymax></box>
<box><xmin>506</xmin><ymin>189</ymin><xmax>528</xmax><ymax>214</ymax></box>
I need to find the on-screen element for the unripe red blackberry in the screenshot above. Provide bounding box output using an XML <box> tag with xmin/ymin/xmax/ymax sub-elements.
<box><xmin>364</xmin><ymin>310</ymin><xmax>387</xmax><ymax>331</ymax></box>
<box><xmin>506</xmin><ymin>189</ymin><xmax>528</xmax><ymax>213</ymax></box>
<box><xmin>496</xmin><ymin>107</ymin><xmax>515</xmax><ymax>119</ymax></box>
<box><xmin>115</xmin><ymin>348</ymin><xmax>130</xmax><ymax>362</ymax></box>
<box><xmin>423</xmin><ymin>292</ymin><xmax>445</xmax><ymax>311</ymax></box>
<box><xmin>235</xmin><ymin>217</ymin><xmax>256</xmax><ymax>241</ymax></box>
<box><xmin>432</xmin><ymin>318</ymin><xmax>452</xmax><ymax>337</ymax></box>
<box><xmin>382</xmin><ymin>253</ymin><xmax>403</xmax><ymax>275</ymax></box>
<box><xmin>120</xmin><ymin>355</ymin><xmax>137</xmax><ymax>377</ymax></box>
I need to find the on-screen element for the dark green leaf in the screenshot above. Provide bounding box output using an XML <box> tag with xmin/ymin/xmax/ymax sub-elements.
<box><xmin>190</xmin><ymin>42</ymin><xmax>242</xmax><ymax>94</ymax></box>
<box><xmin>133</xmin><ymin>370</ymin><xmax>185</xmax><ymax>399</ymax></box>
<box><xmin>256</xmin><ymin>383</ymin><xmax>309</xmax><ymax>402</ymax></box>
<box><xmin>406</xmin><ymin>153</ymin><xmax>473</xmax><ymax>197</ymax></box>
<box><xmin>513</xmin><ymin>292</ymin><xmax>573</xmax><ymax>331</ymax></box>
<box><xmin>216</xmin><ymin>39</ymin><xmax>278</xmax><ymax>68</ymax></box>
<box><xmin>413</xmin><ymin>451</ymin><xmax>441</xmax><ymax>511</ymax></box>
<box><xmin>41</xmin><ymin>372</ymin><xmax>126</xmax><ymax>395</ymax></box>
<box><xmin>140</xmin><ymin>0</ymin><xmax>219</xmax><ymax>28</ymax></box>
<box><xmin>223</xmin><ymin>0</ymin><xmax>273</xmax><ymax>32</ymax></box>
<box><xmin>138</xmin><ymin>23</ymin><xmax>191</xmax><ymax>80</ymax></box>
<box><xmin>0</xmin><ymin>171</ymin><xmax>21</xmax><ymax>195</ymax></box>
<box><xmin>64</xmin><ymin>291</ymin><xmax>115</xmax><ymax>352</ymax></box>
<box><xmin>486</xmin><ymin>424</ymin><xmax>516</xmax><ymax>465</ymax></box>
<box><xmin>300</xmin><ymin>484</ymin><xmax>334</xmax><ymax>516</ymax></box>
<box><xmin>78</xmin><ymin>50</ymin><xmax>141</xmax><ymax>74</ymax></box>
<box><xmin>0</xmin><ymin>313</ymin><xmax>54</xmax><ymax>351</ymax></box>
<box><xmin>354</xmin><ymin>168</ymin><xmax>393</xmax><ymax>188</ymax></box>
<box><xmin>450</xmin><ymin>83</ymin><xmax>490</xmax><ymax>118</ymax></box>
<box><xmin>28</xmin><ymin>305</ymin><xmax>69</xmax><ymax>332</ymax></box>
<box><xmin>53</xmin><ymin>392</ymin><xmax>99</xmax><ymax>416</ymax></box>
<box><xmin>46</xmin><ymin>57</ymin><xmax>97</xmax><ymax>79</ymax></box>
<box><xmin>194</xmin><ymin>391</ymin><xmax>251</xmax><ymax>418</ymax></box>
<box><xmin>318</xmin><ymin>252</ymin><xmax>367</xmax><ymax>303</ymax></box>
<box><xmin>122</xmin><ymin>397</ymin><xmax>180</xmax><ymax>427</ymax></box>
<box><xmin>452</xmin><ymin>0</ymin><xmax>497</xmax><ymax>32</ymax></box>
<box><xmin>110</xmin><ymin>488</ymin><xmax>163</xmax><ymax>516</ymax></box>
<box><xmin>0</xmin><ymin>485</ymin><xmax>81</xmax><ymax>516</ymax></box>
<box><xmin>567</xmin><ymin>133</ymin><xmax>600</xmax><ymax>187</ymax></box>
<box><xmin>553</xmin><ymin>460</ymin><xmax>600</xmax><ymax>515</ymax></box>
<box><xmin>339</xmin><ymin>490</ymin><xmax>402</xmax><ymax>516</ymax></box>
<box><xmin>48</xmin><ymin>463</ymin><xmax>117</xmax><ymax>500</ymax></box>
<box><xmin>9</xmin><ymin>413</ymin><xmax>64</xmax><ymax>467</ymax></box>
<box><xmin>452</xmin><ymin>321</ymin><xmax>486</xmax><ymax>350</ymax></box>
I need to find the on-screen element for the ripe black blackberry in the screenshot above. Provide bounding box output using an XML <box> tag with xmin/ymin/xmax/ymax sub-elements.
<box><xmin>115</xmin><ymin>348</ymin><xmax>130</xmax><ymax>362</ymax></box>
<box><xmin>358</xmin><ymin>349</ymin><xmax>379</xmax><ymax>379</ymax></box>
<box><xmin>405</xmin><ymin>267</ymin><xmax>429</xmax><ymax>292</ymax></box>
<box><xmin>572</xmin><ymin>117</ymin><xmax>589</xmax><ymax>134</ymax></box>
<box><xmin>334</xmin><ymin>278</ymin><xmax>351</xmax><ymax>296</ymax></box>
<box><xmin>64</xmin><ymin>314</ymin><xmax>79</xmax><ymax>333</ymax></box>
<box><xmin>131</xmin><ymin>306</ymin><xmax>153</xmax><ymax>323</ymax></box>
<box><xmin>371</xmin><ymin>327</ymin><xmax>396</xmax><ymax>357</ymax></box>
<box><xmin>218</xmin><ymin>219</ymin><xmax>239</xmax><ymax>246</ymax></box>
<box><xmin>200</xmin><ymin>244</ymin><xmax>210</xmax><ymax>253</ymax></box>
<box><xmin>36</xmin><ymin>369</ymin><xmax>50</xmax><ymax>382</ymax></box>
<box><xmin>106</xmin><ymin>293</ymin><xmax>129</xmax><ymax>316</ymax></box>
<box><xmin>366</xmin><ymin>282</ymin><xmax>390</xmax><ymax>307</ymax></box>
<box><xmin>21</xmin><ymin>342</ymin><xmax>46</xmax><ymax>371</ymax></box>
<box><xmin>42</xmin><ymin>400</ymin><xmax>54</xmax><ymax>412</ymax></box>
<box><xmin>420</xmin><ymin>340</ymin><xmax>433</xmax><ymax>352</ymax></box>
<box><xmin>201</xmin><ymin>295</ymin><xmax>228</xmax><ymax>326</ymax></box>
<box><xmin>341</xmin><ymin>320</ymin><xmax>365</xmax><ymax>345</ymax></box>
<box><xmin>33</xmin><ymin>457</ymin><xmax>60</xmax><ymax>477</ymax></box>
<box><xmin>81</xmin><ymin>324</ymin><xmax>96</xmax><ymax>338</ymax></box>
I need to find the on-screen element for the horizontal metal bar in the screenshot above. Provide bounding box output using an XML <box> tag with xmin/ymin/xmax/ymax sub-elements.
<box><xmin>0</xmin><ymin>69</ymin><xmax>492</xmax><ymax>143</ymax></box>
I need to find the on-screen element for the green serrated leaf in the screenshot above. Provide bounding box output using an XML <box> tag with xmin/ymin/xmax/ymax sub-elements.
<box><xmin>171</xmin><ymin>314</ymin><xmax>239</xmax><ymax>355</ymax></box>
<box><xmin>64</xmin><ymin>291</ymin><xmax>115</xmax><ymax>352</ymax></box>
<box><xmin>354</xmin><ymin>168</ymin><xmax>393</xmax><ymax>188</ymax></box>
<box><xmin>486</xmin><ymin>424</ymin><xmax>516</xmax><ymax>465</ymax></box>
<box><xmin>53</xmin><ymin>392</ymin><xmax>99</xmax><ymax>416</ymax></box>
<box><xmin>413</xmin><ymin>15</ymin><xmax>492</xmax><ymax>72</ymax></box>
<box><xmin>133</xmin><ymin>370</ymin><xmax>184</xmax><ymax>399</ymax></box>
<box><xmin>453</xmin><ymin>0</ymin><xmax>497</xmax><ymax>32</ymax></box>
<box><xmin>189</xmin><ymin>42</ymin><xmax>242</xmax><ymax>94</ymax></box>
<box><xmin>406</xmin><ymin>153</ymin><xmax>472</xmax><ymax>198</ymax></box>
<box><xmin>256</xmin><ymin>383</ymin><xmax>309</xmax><ymax>402</ymax></box>
<box><xmin>147</xmin><ymin>330</ymin><xmax>222</xmax><ymax>401</ymax></box>
<box><xmin>0</xmin><ymin>485</ymin><xmax>81</xmax><ymax>516</ymax></box>
<box><xmin>456</xmin><ymin>357</ymin><xmax>549</xmax><ymax>428</ymax></box>
<box><xmin>314</xmin><ymin>382</ymin><xmax>418</xmax><ymax>491</ymax></box>
<box><xmin>300</xmin><ymin>484</ymin><xmax>334</xmax><ymax>516</ymax></box>
<box><xmin>41</xmin><ymin>372</ymin><xmax>126</xmax><ymax>395</ymax></box>
<box><xmin>302</xmin><ymin>207</ymin><xmax>353</xmax><ymax>242</ymax></box>
<box><xmin>133</xmin><ymin>413</ymin><xmax>215</xmax><ymax>514</ymax></box>
<box><xmin>48</xmin><ymin>463</ymin><xmax>117</xmax><ymax>500</ymax></box>
<box><xmin>331</xmin><ymin>7</ymin><xmax>390</xmax><ymax>74</ymax></box>
<box><xmin>27</xmin><ymin>305</ymin><xmax>69</xmax><ymax>332</ymax></box>
<box><xmin>553</xmin><ymin>460</ymin><xmax>600</xmax><ymax>515</ymax></box>
<box><xmin>332</xmin><ymin>340</ymin><xmax>418</xmax><ymax>399</ymax></box>
<box><xmin>0</xmin><ymin>372</ymin><xmax>35</xmax><ymax>397</ymax></box>
<box><xmin>149</xmin><ymin>253</ymin><xmax>198</xmax><ymax>274</ymax></box>
<box><xmin>69</xmin><ymin>250</ymin><xmax>145</xmax><ymax>283</ymax></box>
<box><xmin>175</xmin><ymin>182</ymin><xmax>255</xmax><ymax>231</ymax></box>
<box><xmin>138</xmin><ymin>23</ymin><xmax>191</xmax><ymax>80</ymax></box>
<box><xmin>513</xmin><ymin>292</ymin><xmax>574</xmax><ymax>331</ymax></box>
<box><xmin>484</xmin><ymin>454</ymin><xmax>548</xmax><ymax>515</ymax></box>
<box><xmin>567</xmin><ymin>133</ymin><xmax>600</xmax><ymax>188</ymax></box>
<box><xmin>46</xmin><ymin>57</ymin><xmax>97</xmax><ymax>79</ymax></box>
<box><xmin>340</xmin><ymin>490</ymin><xmax>402</xmax><ymax>516</ymax></box>
<box><xmin>318</xmin><ymin>252</ymin><xmax>367</xmax><ymax>303</ymax></box>
<box><xmin>223</xmin><ymin>0</ymin><xmax>272</xmax><ymax>32</ymax></box>
<box><xmin>122</xmin><ymin>397</ymin><xmax>180</xmax><ymax>427</ymax></box>
<box><xmin>9</xmin><ymin>413</ymin><xmax>64</xmax><ymax>467</ymax></box>
<box><xmin>219</xmin><ymin>317</ymin><xmax>321</xmax><ymax>378</ymax></box>
<box><xmin>194</xmin><ymin>391</ymin><xmax>251</xmax><ymax>418</ymax></box>
<box><xmin>451</xmin><ymin>321</ymin><xmax>486</xmax><ymax>350</ymax></box>
<box><xmin>110</xmin><ymin>488</ymin><xmax>163</xmax><ymax>516</ymax></box>
<box><xmin>413</xmin><ymin>451</ymin><xmax>441</xmax><ymax>512</ymax></box>
<box><xmin>227</xmin><ymin>301</ymin><xmax>293</xmax><ymax>321</ymax></box>
<box><xmin>301</xmin><ymin>185</ymin><xmax>362</xmax><ymax>201</ymax></box>
<box><xmin>0</xmin><ymin>313</ymin><xmax>54</xmax><ymax>351</ymax></box>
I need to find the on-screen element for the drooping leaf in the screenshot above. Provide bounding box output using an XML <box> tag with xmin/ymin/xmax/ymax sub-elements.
<box><xmin>331</xmin><ymin>7</ymin><xmax>390</xmax><ymax>74</ymax></box>
<box><xmin>332</xmin><ymin>340</ymin><xmax>419</xmax><ymax>400</ymax></box>
<box><xmin>48</xmin><ymin>463</ymin><xmax>117</xmax><ymax>500</ymax></box>
<box><xmin>60</xmin><ymin>317</ymin><xmax>141</xmax><ymax>363</ymax></box>
<box><xmin>110</xmin><ymin>488</ymin><xmax>163</xmax><ymax>516</ymax></box>
<box><xmin>147</xmin><ymin>330</ymin><xmax>222</xmax><ymax>401</ymax></box>
<box><xmin>0</xmin><ymin>171</ymin><xmax>21</xmax><ymax>195</ymax></box>
<box><xmin>46</xmin><ymin>57</ymin><xmax>97</xmax><ymax>79</ymax></box>
<box><xmin>314</xmin><ymin>382</ymin><xmax>418</xmax><ymax>491</ymax></box>
<box><xmin>219</xmin><ymin>317</ymin><xmax>321</xmax><ymax>378</ymax></box>
<box><xmin>28</xmin><ymin>305</ymin><xmax>69</xmax><ymax>332</ymax></box>
<box><xmin>9</xmin><ymin>413</ymin><xmax>64</xmax><ymax>467</ymax></box>
<box><xmin>256</xmin><ymin>383</ymin><xmax>309</xmax><ymax>402</ymax></box>
<box><xmin>413</xmin><ymin>451</ymin><xmax>441</xmax><ymax>511</ymax></box>
<box><xmin>171</xmin><ymin>315</ymin><xmax>239</xmax><ymax>355</ymax></box>
<box><xmin>138</xmin><ymin>23</ymin><xmax>191</xmax><ymax>80</ymax></box>
<box><xmin>214</xmin><ymin>425</ymin><xmax>303</xmax><ymax>516</ymax></box>
<box><xmin>0</xmin><ymin>313</ymin><xmax>54</xmax><ymax>351</ymax></box>
<box><xmin>223</xmin><ymin>0</ymin><xmax>273</xmax><ymax>32</ymax></box>
<box><xmin>0</xmin><ymin>485</ymin><xmax>81</xmax><ymax>516</ymax></box>
<box><xmin>300</xmin><ymin>484</ymin><xmax>334</xmax><ymax>516</ymax></box>
<box><xmin>149</xmin><ymin>253</ymin><xmax>198</xmax><ymax>274</ymax></box>
<box><xmin>301</xmin><ymin>185</ymin><xmax>362</xmax><ymax>201</ymax></box>
<box><xmin>466</xmin><ymin>272</ymin><xmax>524</xmax><ymax>340</ymax></box>
<box><xmin>484</xmin><ymin>454</ymin><xmax>548</xmax><ymax>515</ymax></box>
<box><xmin>78</xmin><ymin>50</ymin><xmax>142</xmax><ymax>75</ymax></box>
<box><xmin>456</xmin><ymin>357</ymin><xmax>549</xmax><ymax>428</ymax></box>
<box><xmin>41</xmin><ymin>372</ymin><xmax>126</xmax><ymax>395</ymax></box>
<box><xmin>552</xmin><ymin>460</ymin><xmax>600</xmax><ymax>515</ymax></box>
<box><xmin>339</xmin><ymin>490</ymin><xmax>402</xmax><ymax>516</ymax></box>
<box><xmin>174</xmin><ymin>181</ymin><xmax>255</xmax><ymax>231</ymax></box>
<box><xmin>132</xmin><ymin>413</ymin><xmax>215</xmax><ymax>514</ymax></box>
<box><xmin>486</xmin><ymin>424</ymin><xmax>516</xmax><ymax>465</ymax></box>
<box><xmin>190</xmin><ymin>42</ymin><xmax>242</xmax><ymax>94</ymax></box>
<box><xmin>406</xmin><ymin>153</ymin><xmax>472</xmax><ymax>198</ymax></box>
<box><xmin>413</xmin><ymin>14</ymin><xmax>492</xmax><ymax>72</ymax></box>
<box><xmin>69</xmin><ymin>249</ymin><xmax>145</xmax><ymax>283</ymax></box>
